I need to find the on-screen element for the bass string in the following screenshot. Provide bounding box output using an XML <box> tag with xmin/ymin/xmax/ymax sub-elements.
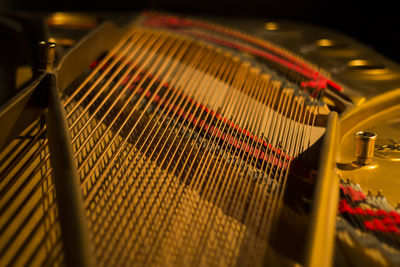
<box><xmin>67</xmin><ymin>32</ymin><xmax>155</xmax><ymax>144</ymax></box>
<box><xmin>87</xmin><ymin>37</ymin><xmax>195</xmax><ymax>263</ymax></box>
<box><xmin>67</xmin><ymin>32</ymin><xmax>163</xmax><ymax>176</ymax></box>
<box><xmin>0</xmin><ymin>122</ymin><xmax>55</xmax><ymax>265</ymax></box>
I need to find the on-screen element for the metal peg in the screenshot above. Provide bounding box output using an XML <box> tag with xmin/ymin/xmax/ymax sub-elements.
<box><xmin>38</xmin><ymin>41</ymin><xmax>56</xmax><ymax>71</ymax></box>
<box><xmin>355</xmin><ymin>131</ymin><xmax>377</xmax><ymax>165</ymax></box>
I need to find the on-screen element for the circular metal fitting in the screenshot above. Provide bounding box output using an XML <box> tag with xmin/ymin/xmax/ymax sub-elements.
<box><xmin>355</xmin><ymin>131</ymin><xmax>377</xmax><ymax>165</ymax></box>
<box><xmin>38</xmin><ymin>41</ymin><xmax>56</xmax><ymax>71</ymax></box>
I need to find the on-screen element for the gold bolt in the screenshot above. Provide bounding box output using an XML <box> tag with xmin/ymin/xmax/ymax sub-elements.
<box><xmin>355</xmin><ymin>131</ymin><xmax>377</xmax><ymax>165</ymax></box>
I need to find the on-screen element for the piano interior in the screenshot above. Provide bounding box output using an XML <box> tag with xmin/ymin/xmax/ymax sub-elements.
<box><xmin>0</xmin><ymin>10</ymin><xmax>399</xmax><ymax>267</ymax></box>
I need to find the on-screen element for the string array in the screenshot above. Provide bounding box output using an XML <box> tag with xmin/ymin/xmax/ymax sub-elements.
<box><xmin>62</xmin><ymin>28</ymin><xmax>322</xmax><ymax>266</ymax></box>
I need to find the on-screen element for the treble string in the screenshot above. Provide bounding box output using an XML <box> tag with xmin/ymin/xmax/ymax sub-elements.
<box><xmin>86</xmin><ymin>42</ymin><xmax>208</xmax><ymax>234</ymax></box>
<box><xmin>65</xmin><ymin>27</ymin><xmax>329</xmax><ymax>267</ymax></box>
<box><xmin>190</xmin><ymin>69</ymin><xmax>269</xmax><ymax>264</ymax></box>
<box><xmin>81</xmin><ymin>36</ymin><xmax>188</xmax><ymax>199</ymax></box>
<box><xmin>142</xmin><ymin>58</ymin><xmax>247</xmax><ymax>264</ymax></box>
<box><xmin>67</xmin><ymin>31</ymin><xmax>150</xmax><ymax>131</ymax></box>
<box><xmin>63</xmin><ymin>27</ymin><xmax>141</xmax><ymax>107</ymax></box>
<box><xmin>109</xmin><ymin>47</ymin><xmax>233</xmax><ymax>265</ymax></box>
<box><xmin>88</xmin><ymin>42</ymin><xmax>215</xmax><ymax>263</ymax></box>
<box><xmin>71</xmin><ymin>33</ymin><xmax>166</xmax><ymax>176</ymax></box>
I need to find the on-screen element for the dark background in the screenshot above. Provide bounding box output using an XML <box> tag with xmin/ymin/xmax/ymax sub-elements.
<box><xmin>1</xmin><ymin>0</ymin><xmax>399</xmax><ymax>63</ymax></box>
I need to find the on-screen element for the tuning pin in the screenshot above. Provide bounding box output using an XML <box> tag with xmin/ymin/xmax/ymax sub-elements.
<box><xmin>367</xmin><ymin>189</ymin><xmax>373</xmax><ymax>197</ymax></box>
<box><xmin>377</xmin><ymin>190</ymin><xmax>383</xmax><ymax>197</ymax></box>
